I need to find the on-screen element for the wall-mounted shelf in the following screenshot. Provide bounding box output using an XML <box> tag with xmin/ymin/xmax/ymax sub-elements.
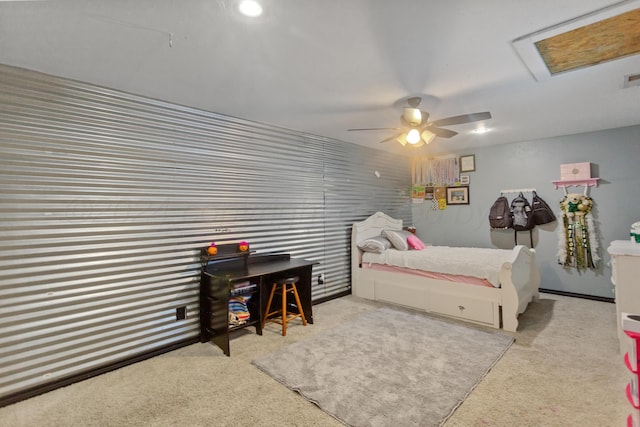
<box><xmin>552</xmin><ymin>178</ymin><xmax>599</xmax><ymax>190</ymax></box>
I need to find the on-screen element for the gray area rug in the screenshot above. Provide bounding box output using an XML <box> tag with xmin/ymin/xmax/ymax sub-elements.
<box><xmin>252</xmin><ymin>306</ymin><xmax>514</xmax><ymax>427</ymax></box>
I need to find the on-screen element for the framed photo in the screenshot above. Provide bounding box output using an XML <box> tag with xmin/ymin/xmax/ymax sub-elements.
<box><xmin>425</xmin><ymin>186</ymin><xmax>435</xmax><ymax>200</ymax></box>
<box><xmin>446</xmin><ymin>186</ymin><xmax>470</xmax><ymax>205</ymax></box>
<box><xmin>460</xmin><ymin>155</ymin><xmax>475</xmax><ymax>172</ymax></box>
<box><xmin>459</xmin><ymin>175</ymin><xmax>470</xmax><ymax>185</ymax></box>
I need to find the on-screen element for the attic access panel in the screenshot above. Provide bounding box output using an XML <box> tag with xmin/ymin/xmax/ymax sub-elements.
<box><xmin>512</xmin><ymin>0</ymin><xmax>640</xmax><ymax>81</ymax></box>
<box><xmin>535</xmin><ymin>8</ymin><xmax>640</xmax><ymax>75</ymax></box>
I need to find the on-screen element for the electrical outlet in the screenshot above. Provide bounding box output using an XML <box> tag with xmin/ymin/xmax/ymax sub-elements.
<box><xmin>176</xmin><ymin>306</ymin><xmax>187</xmax><ymax>320</ymax></box>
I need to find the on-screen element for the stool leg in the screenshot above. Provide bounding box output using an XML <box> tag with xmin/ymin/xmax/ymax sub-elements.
<box><xmin>281</xmin><ymin>283</ymin><xmax>288</xmax><ymax>336</ymax></box>
<box><xmin>262</xmin><ymin>283</ymin><xmax>277</xmax><ymax>329</ymax></box>
<box><xmin>291</xmin><ymin>283</ymin><xmax>307</xmax><ymax>326</ymax></box>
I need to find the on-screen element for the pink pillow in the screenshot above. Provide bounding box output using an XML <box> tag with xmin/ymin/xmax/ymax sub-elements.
<box><xmin>407</xmin><ymin>234</ymin><xmax>426</xmax><ymax>250</ymax></box>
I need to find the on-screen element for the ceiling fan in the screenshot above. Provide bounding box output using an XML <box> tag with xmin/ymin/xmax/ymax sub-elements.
<box><xmin>348</xmin><ymin>97</ymin><xmax>491</xmax><ymax>147</ymax></box>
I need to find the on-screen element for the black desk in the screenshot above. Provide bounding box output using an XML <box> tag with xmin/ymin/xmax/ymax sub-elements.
<box><xmin>200</xmin><ymin>252</ymin><xmax>316</xmax><ymax>356</ymax></box>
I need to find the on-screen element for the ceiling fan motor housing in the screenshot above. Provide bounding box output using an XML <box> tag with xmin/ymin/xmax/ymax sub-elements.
<box><xmin>403</xmin><ymin>108</ymin><xmax>422</xmax><ymax>126</ymax></box>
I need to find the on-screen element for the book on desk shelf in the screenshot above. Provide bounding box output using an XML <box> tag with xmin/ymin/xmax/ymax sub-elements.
<box><xmin>230</xmin><ymin>280</ymin><xmax>257</xmax><ymax>296</ymax></box>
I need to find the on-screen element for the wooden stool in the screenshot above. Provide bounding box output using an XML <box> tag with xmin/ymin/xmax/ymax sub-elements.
<box><xmin>262</xmin><ymin>276</ymin><xmax>307</xmax><ymax>336</ymax></box>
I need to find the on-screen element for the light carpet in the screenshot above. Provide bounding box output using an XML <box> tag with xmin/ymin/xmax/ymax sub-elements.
<box><xmin>252</xmin><ymin>306</ymin><xmax>514</xmax><ymax>427</ymax></box>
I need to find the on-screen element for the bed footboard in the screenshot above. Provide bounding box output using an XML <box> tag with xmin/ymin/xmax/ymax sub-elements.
<box><xmin>499</xmin><ymin>246</ymin><xmax>540</xmax><ymax>332</ymax></box>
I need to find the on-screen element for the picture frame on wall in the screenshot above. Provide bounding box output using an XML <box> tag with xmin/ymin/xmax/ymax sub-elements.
<box><xmin>425</xmin><ymin>186</ymin><xmax>435</xmax><ymax>200</ymax></box>
<box><xmin>460</xmin><ymin>155</ymin><xmax>475</xmax><ymax>172</ymax></box>
<box><xmin>446</xmin><ymin>186</ymin><xmax>470</xmax><ymax>205</ymax></box>
<box><xmin>460</xmin><ymin>175</ymin><xmax>470</xmax><ymax>185</ymax></box>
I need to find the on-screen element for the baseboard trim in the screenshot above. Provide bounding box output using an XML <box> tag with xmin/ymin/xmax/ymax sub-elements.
<box><xmin>313</xmin><ymin>289</ymin><xmax>351</xmax><ymax>305</ymax></box>
<box><xmin>0</xmin><ymin>336</ymin><xmax>200</xmax><ymax>408</ymax></box>
<box><xmin>1</xmin><ymin>292</ymin><xmax>350</xmax><ymax>408</ymax></box>
<box><xmin>539</xmin><ymin>288</ymin><xmax>614</xmax><ymax>303</ymax></box>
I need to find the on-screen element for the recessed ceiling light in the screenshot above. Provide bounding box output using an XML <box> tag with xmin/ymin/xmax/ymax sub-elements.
<box><xmin>238</xmin><ymin>0</ymin><xmax>262</xmax><ymax>17</ymax></box>
<box><xmin>473</xmin><ymin>127</ymin><xmax>490</xmax><ymax>134</ymax></box>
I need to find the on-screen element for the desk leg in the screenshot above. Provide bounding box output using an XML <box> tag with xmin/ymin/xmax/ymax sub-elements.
<box><xmin>202</xmin><ymin>274</ymin><xmax>231</xmax><ymax>356</ymax></box>
<box><xmin>297</xmin><ymin>266</ymin><xmax>314</xmax><ymax>324</ymax></box>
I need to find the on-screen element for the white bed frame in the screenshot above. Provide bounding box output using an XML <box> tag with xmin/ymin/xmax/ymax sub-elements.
<box><xmin>351</xmin><ymin>212</ymin><xmax>540</xmax><ymax>332</ymax></box>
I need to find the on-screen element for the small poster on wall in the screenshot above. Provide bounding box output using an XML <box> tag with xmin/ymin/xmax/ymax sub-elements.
<box><xmin>434</xmin><ymin>186</ymin><xmax>447</xmax><ymax>210</ymax></box>
<box><xmin>412</xmin><ymin>185</ymin><xmax>426</xmax><ymax>198</ymax></box>
<box><xmin>411</xmin><ymin>185</ymin><xmax>426</xmax><ymax>203</ymax></box>
<box><xmin>425</xmin><ymin>186</ymin><xmax>435</xmax><ymax>200</ymax></box>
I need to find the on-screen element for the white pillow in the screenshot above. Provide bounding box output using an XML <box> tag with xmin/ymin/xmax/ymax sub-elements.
<box><xmin>382</xmin><ymin>229</ymin><xmax>414</xmax><ymax>251</ymax></box>
<box><xmin>357</xmin><ymin>236</ymin><xmax>392</xmax><ymax>253</ymax></box>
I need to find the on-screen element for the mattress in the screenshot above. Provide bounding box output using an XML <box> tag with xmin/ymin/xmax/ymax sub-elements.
<box><xmin>360</xmin><ymin>246</ymin><xmax>515</xmax><ymax>287</ymax></box>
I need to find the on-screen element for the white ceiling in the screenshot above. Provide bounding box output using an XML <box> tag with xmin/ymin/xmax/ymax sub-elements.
<box><xmin>1</xmin><ymin>0</ymin><xmax>639</xmax><ymax>156</ymax></box>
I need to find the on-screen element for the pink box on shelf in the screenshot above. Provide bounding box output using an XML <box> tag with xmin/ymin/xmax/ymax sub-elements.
<box><xmin>560</xmin><ymin>162</ymin><xmax>591</xmax><ymax>180</ymax></box>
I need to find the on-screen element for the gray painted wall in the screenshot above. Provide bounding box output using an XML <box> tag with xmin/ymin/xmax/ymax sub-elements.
<box><xmin>412</xmin><ymin>125</ymin><xmax>640</xmax><ymax>299</ymax></box>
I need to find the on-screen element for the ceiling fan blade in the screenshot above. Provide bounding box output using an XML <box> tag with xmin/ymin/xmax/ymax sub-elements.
<box><xmin>379</xmin><ymin>132</ymin><xmax>403</xmax><ymax>144</ymax></box>
<box><xmin>428</xmin><ymin>127</ymin><xmax>458</xmax><ymax>138</ymax></box>
<box><xmin>431</xmin><ymin>112</ymin><xmax>492</xmax><ymax>127</ymax></box>
<box><xmin>348</xmin><ymin>127</ymin><xmax>401</xmax><ymax>131</ymax></box>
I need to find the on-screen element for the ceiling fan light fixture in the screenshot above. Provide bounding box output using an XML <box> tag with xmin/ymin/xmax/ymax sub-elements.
<box><xmin>406</xmin><ymin>128</ymin><xmax>421</xmax><ymax>144</ymax></box>
<box><xmin>395</xmin><ymin>133</ymin><xmax>408</xmax><ymax>146</ymax></box>
<box><xmin>348</xmin><ymin>95</ymin><xmax>491</xmax><ymax>149</ymax></box>
<box><xmin>420</xmin><ymin>129</ymin><xmax>436</xmax><ymax>144</ymax></box>
<box><xmin>238</xmin><ymin>0</ymin><xmax>263</xmax><ymax>17</ymax></box>
<box><xmin>403</xmin><ymin>108</ymin><xmax>422</xmax><ymax>126</ymax></box>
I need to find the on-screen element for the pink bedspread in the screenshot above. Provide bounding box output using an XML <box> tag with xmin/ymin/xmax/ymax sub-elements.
<box><xmin>361</xmin><ymin>262</ymin><xmax>495</xmax><ymax>288</ymax></box>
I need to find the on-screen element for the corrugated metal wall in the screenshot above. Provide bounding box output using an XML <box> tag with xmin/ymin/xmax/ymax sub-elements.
<box><xmin>0</xmin><ymin>63</ymin><xmax>411</xmax><ymax>402</ymax></box>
